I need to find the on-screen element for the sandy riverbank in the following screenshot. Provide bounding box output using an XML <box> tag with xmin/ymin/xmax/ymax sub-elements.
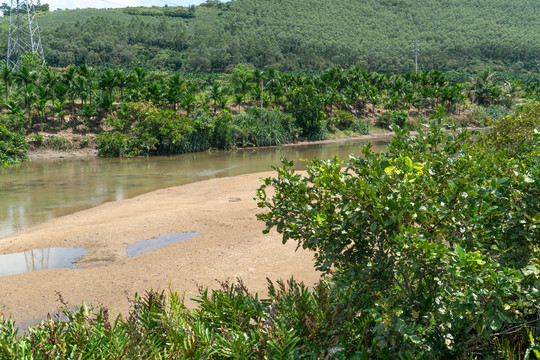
<box><xmin>0</xmin><ymin>171</ymin><xmax>321</xmax><ymax>328</ymax></box>
<box><xmin>4</xmin><ymin>128</ymin><xmax>488</xmax><ymax>328</ymax></box>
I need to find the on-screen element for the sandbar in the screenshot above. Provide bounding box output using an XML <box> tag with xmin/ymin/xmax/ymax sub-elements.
<box><xmin>0</xmin><ymin>171</ymin><xmax>320</xmax><ymax>328</ymax></box>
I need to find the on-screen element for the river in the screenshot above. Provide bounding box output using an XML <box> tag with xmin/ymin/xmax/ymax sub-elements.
<box><xmin>0</xmin><ymin>140</ymin><xmax>388</xmax><ymax>238</ymax></box>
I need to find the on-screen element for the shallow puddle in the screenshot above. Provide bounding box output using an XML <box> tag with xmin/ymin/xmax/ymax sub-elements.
<box><xmin>127</xmin><ymin>233</ymin><xmax>198</xmax><ymax>257</ymax></box>
<box><xmin>0</xmin><ymin>247</ymin><xmax>89</xmax><ymax>277</ymax></box>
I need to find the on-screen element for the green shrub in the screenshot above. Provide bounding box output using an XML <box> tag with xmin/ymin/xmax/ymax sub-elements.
<box><xmin>97</xmin><ymin>102</ymin><xmax>191</xmax><ymax>157</ymax></box>
<box><xmin>211</xmin><ymin>111</ymin><xmax>235</xmax><ymax>150</ymax></box>
<box><xmin>286</xmin><ymin>85</ymin><xmax>327</xmax><ymax>140</ymax></box>
<box><xmin>330</xmin><ymin>110</ymin><xmax>356</xmax><ymax>131</ymax></box>
<box><xmin>475</xmin><ymin>102</ymin><xmax>540</xmax><ymax>156</ymax></box>
<box><xmin>0</xmin><ymin>113</ymin><xmax>26</xmax><ymax>133</ymax></box>
<box><xmin>481</xmin><ymin>104</ymin><xmax>511</xmax><ymax>119</ymax></box>
<box><xmin>231</xmin><ymin>107</ymin><xmax>298</xmax><ymax>147</ymax></box>
<box><xmin>326</xmin><ymin>111</ymin><xmax>370</xmax><ymax>135</ymax></box>
<box><xmin>351</xmin><ymin>118</ymin><xmax>370</xmax><ymax>135</ymax></box>
<box><xmin>257</xmin><ymin>123</ymin><xmax>540</xmax><ymax>358</ymax></box>
<box><xmin>178</xmin><ymin>109</ymin><xmax>214</xmax><ymax>153</ymax></box>
<box><xmin>376</xmin><ymin>110</ymin><xmax>408</xmax><ymax>129</ymax></box>
<box><xmin>0</xmin><ymin>121</ymin><xmax>28</xmax><ymax>166</ymax></box>
<box><xmin>455</xmin><ymin>104</ymin><xmax>509</xmax><ymax>128</ymax></box>
<box><xmin>96</xmin><ymin>131</ymin><xmax>129</xmax><ymax>157</ymax></box>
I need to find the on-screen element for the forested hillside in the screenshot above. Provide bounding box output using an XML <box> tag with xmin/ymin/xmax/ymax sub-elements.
<box><xmin>0</xmin><ymin>0</ymin><xmax>538</xmax><ymax>79</ymax></box>
<box><xmin>221</xmin><ymin>0</ymin><xmax>540</xmax><ymax>80</ymax></box>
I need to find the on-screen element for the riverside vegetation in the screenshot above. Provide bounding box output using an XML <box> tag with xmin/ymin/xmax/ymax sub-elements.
<box><xmin>0</xmin><ymin>1</ymin><xmax>539</xmax><ymax>357</ymax></box>
<box><xmin>0</xmin><ymin>103</ymin><xmax>539</xmax><ymax>358</ymax></box>
<box><xmin>0</xmin><ymin>62</ymin><xmax>539</xmax><ymax>165</ymax></box>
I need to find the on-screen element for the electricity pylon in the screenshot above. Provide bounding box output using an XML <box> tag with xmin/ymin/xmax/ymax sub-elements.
<box><xmin>6</xmin><ymin>0</ymin><xmax>45</xmax><ymax>70</ymax></box>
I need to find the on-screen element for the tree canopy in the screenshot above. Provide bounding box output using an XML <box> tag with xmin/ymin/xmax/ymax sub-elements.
<box><xmin>0</xmin><ymin>0</ymin><xmax>537</xmax><ymax>79</ymax></box>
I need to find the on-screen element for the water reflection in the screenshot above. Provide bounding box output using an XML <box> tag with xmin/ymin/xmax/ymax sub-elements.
<box><xmin>0</xmin><ymin>247</ymin><xmax>89</xmax><ymax>277</ymax></box>
<box><xmin>0</xmin><ymin>140</ymin><xmax>388</xmax><ymax>238</ymax></box>
<box><xmin>127</xmin><ymin>233</ymin><xmax>199</xmax><ymax>257</ymax></box>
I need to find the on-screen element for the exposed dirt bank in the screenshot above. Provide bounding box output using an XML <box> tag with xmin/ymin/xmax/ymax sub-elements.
<box><xmin>0</xmin><ymin>172</ymin><xmax>320</xmax><ymax>329</ymax></box>
<box><xmin>28</xmin><ymin>148</ymin><xmax>98</xmax><ymax>160</ymax></box>
<box><xmin>27</xmin><ymin>127</ymin><xmax>488</xmax><ymax>161</ymax></box>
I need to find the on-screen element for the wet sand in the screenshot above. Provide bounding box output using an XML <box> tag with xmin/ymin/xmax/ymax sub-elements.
<box><xmin>0</xmin><ymin>172</ymin><xmax>321</xmax><ymax>328</ymax></box>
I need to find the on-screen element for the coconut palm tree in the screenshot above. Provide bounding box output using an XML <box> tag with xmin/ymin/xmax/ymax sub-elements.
<box><xmin>99</xmin><ymin>70</ymin><xmax>116</xmax><ymax>98</ymax></box>
<box><xmin>62</xmin><ymin>67</ymin><xmax>78</xmax><ymax>117</ymax></box>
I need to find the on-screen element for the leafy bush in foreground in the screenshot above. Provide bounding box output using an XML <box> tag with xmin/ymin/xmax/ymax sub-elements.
<box><xmin>257</xmin><ymin>119</ymin><xmax>540</xmax><ymax>357</ymax></box>
<box><xmin>0</xmin><ymin>279</ymin><xmax>360</xmax><ymax>359</ymax></box>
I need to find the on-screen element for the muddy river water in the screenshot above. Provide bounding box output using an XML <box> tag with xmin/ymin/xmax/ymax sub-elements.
<box><xmin>0</xmin><ymin>140</ymin><xmax>388</xmax><ymax>239</ymax></box>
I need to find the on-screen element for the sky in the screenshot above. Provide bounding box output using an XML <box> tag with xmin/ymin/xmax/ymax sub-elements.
<box><xmin>46</xmin><ymin>0</ymin><xmax>212</xmax><ymax>11</ymax></box>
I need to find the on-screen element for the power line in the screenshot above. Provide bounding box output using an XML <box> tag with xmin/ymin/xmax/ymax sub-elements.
<box><xmin>91</xmin><ymin>0</ymin><xmax>137</xmax><ymax>7</ymax></box>
<box><xmin>157</xmin><ymin>0</ymin><xmax>184</xmax><ymax>7</ymax></box>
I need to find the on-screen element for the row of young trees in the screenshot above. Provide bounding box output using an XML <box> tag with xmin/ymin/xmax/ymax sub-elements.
<box><xmin>0</xmin><ymin>62</ymin><xmax>539</xmax><ymax>164</ymax></box>
<box><xmin>1</xmin><ymin>63</ymin><xmax>538</xmax><ymax>130</ymax></box>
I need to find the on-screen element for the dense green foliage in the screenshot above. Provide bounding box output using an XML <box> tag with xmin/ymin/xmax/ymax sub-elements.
<box><xmin>475</xmin><ymin>103</ymin><xmax>540</xmax><ymax>156</ymax></box>
<box><xmin>0</xmin><ymin>114</ymin><xmax>27</xmax><ymax>166</ymax></box>
<box><xmin>0</xmin><ymin>279</ymin><xmax>365</xmax><ymax>359</ymax></box>
<box><xmin>0</xmin><ymin>0</ymin><xmax>538</xmax><ymax>78</ymax></box>
<box><xmin>231</xmin><ymin>107</ymin><xmax>298</xmax><ymax>147</ymax></box>
<box><xmin>285</xmin><ymin>84</ymin><xmax>327</xmax><ymax>140</ymax></box>
<box><xmin>97</xmin><ymin>104</ymin><xmax>298</xmax><ymax>156</ymax></box>
<box><xmin>97</xmin><ymin>102</ymin><xmax>190</xmax><ymax>157</ymax></box>
<box><xmin>377</xmin><ymin>110</ymin><xmax>408</xmax><ymax>129</ymax></box>
<box><xmin>256</xmin><ymin>105</ymin><xmax>540</xmax><ymax>357</ymax></box>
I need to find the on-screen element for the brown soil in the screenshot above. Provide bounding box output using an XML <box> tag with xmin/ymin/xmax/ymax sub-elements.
<box><xmin>26</xmin><ymin>130</ymin><xmax>398</xmax><ymax>160</ymax></box>
<box><xmin>0</xmin><ymin>171</ymin><xmax>321</xmax><ymax>329</ymax></box>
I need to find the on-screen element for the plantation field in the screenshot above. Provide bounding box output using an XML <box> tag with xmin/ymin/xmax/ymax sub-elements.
<box><xmin>0</xmin><ymin>0</ymin><xmax>539</xmax><ymax>77</ymax></box>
